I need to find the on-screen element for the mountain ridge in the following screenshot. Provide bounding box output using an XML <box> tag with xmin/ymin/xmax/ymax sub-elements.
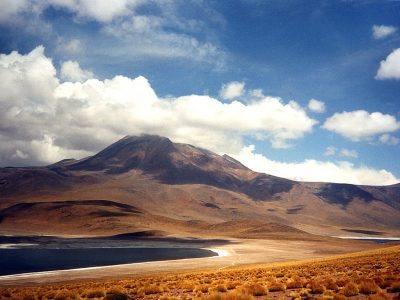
<box><xmin>0</xmin><ymin>134</ymin><xmax>399</xmax><ymax>238</ymax></box>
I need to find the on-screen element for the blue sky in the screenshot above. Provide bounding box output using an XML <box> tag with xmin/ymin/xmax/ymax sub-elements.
<box><xmin>0</xmin><ymin>0</ymin><xmax>399</xmax><ymax>185</ymax></box>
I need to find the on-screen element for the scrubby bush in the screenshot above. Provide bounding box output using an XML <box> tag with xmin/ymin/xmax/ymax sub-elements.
<box><xmin>342</xmin><ymin>282</ymin><xmax>359</xmax><ymax>296</ymax></box>
<box><xmin>308</xmin><ymin>280</ymin><xmax>325</xmax><ymax>294</ymax></box>
<box><xmin>388</xmin><ymin>280</ymin><xmax>400</xmax><ymax>293</ymax></box>
<box><xmin>268</xmin><ymin>281</ymin><xmax>286</xmax><ymax>292</ymax></box>
<box><xmin>246</xmin><ymin>283</ymin><xmax>268</xmax><ymax>296</ymax></box>
<box><xmin>359</xmin><ymin>278</ymin><xmax>380</xmax><ymax>294</ymax></box>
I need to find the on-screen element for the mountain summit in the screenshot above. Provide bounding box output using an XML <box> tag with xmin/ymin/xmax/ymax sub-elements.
<box><xmin>0</xmin><ymin>135</ymin><xmax>399</xmax><ymax>237</ymax></box>
<box><xmin>67</xmin><ymin>135</ymin><xmax>295</xmax><ymax>200</ymax></box>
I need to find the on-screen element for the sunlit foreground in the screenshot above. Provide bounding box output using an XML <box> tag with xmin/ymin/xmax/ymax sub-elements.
<box><xmin>1</xmin><ymin>245</ymin><xmax>399</xmax><ymax>299</ymax></box>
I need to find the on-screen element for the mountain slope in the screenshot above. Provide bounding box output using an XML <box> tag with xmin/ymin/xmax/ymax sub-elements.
<box><xmin>0</xmin><ymin>134</ymin><xmax>399</xmax><ymax>237</ymax></box>
<box><xmin>68</xmin><ymin>135</ymin><xmax>295</xmax><ymax>200</ymax></box>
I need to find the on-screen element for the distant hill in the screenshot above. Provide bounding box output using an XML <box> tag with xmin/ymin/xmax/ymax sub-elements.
<box><xmin>0</xmin><ymin>135</ymin><xmax>399</xmax><ymax>238</ymax></box>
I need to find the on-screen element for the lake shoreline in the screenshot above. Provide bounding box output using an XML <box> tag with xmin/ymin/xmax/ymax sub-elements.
<box><xmin>0</xmin><ymin>237</ymin><xmax>392</xmax><ymax>287</ymax></box>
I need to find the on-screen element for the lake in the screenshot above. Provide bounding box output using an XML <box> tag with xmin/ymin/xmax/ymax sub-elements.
<box><xmin>0</xmin><ymin>247</ymin><xmax>216</xmax><ymax>276</ymax></box>
<box><xmin>333</xmin><ymin>236</ymin><xmax>400</xmax><ymax>244</ymax></box>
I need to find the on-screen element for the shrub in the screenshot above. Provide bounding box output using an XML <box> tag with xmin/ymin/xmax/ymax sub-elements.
<box><xmin>243</xmin><ymin>283</ymin><xmax>268</xmax><ymax>296</ymax></box>
<box><xmin>226</xmin><ymin>281</ymin><xmax>240</xmax><ymax>290</ymax></box>
<box><xmin>142</xmin><ymin>284</ymin><xmax>162</xmax><ymax>295</ymax></box>
<box><xmin>324</xmin><ymin>278</ymin><xmax>339</xmax><ymax>291</ymax></box>
<box><xmin>308</xmin><ymin>280</ymin><xmax>325</xmax><ymax>294</ymax></box>
<box><xmin>268</xmin><ymin>281</ymin><xmax>286</xmax><ymax>292</ymax></box>
<box><xmin>204</xmin><ymin>290</ymin><xmax>255</xmax><ymax>300</ymax></box>
<box><xmin>85</xmin><ymin>289</ymin><xmax>105</xmax><ymax>298</ymax></box>
<box><xmin>342</xmin><ymin>282</ymin><xmax>359</xmax><ymax>297</ymax></box>
<box><xmin>369</xmin><ymin>292</ymin><xmax>391</xmax><ymax>300</ymax></box>
<box><xmin>288</xmin><ymin>291</ymin><xmax>301</xmax><ymax>300</ymax></box>
<box><xmin>359</xmin><ymin>278</ymin><xmax>380</xmax><ymax>295</ymax></box>
<box><xmin>388</xmin><ymin>280</ymin><xmax>400</xmax><ymax>293</ymax></box>
<box><xmin>216</xmin><ymin>285</ymin><xmax>227</xmax><ymax>293</ymax></box>
<box><xmin>182</xmin><ymin>281</ymin><xmax>195</xmax><ymax>292</ymax></box>
<box><xmin>54</xmin><ymin>289</ymin><xmax>79</xmax><ymax>300</ymax></box>
<box><xmin>286</xmin><ymin>276</ymin><xmax>303</xmax><ymax>289</ymax></box>
<box><xmin>104</xmin><ymin>292</ymin><xmax>129</xmax><ymax>300</ymax></box>
<box><xmin>333</xmin><ymin>294</ymin><xmax>347</xmax><ymax>300</ymax></box>
<box><xmin>195</xmin><ymin>285</ymin><xmax>209</xmax><ymax>293</ymax></box>
<box><xmin>45</xmin><ymin>291</ymin><xmax>57</xmax><ymax>299</ymax></box>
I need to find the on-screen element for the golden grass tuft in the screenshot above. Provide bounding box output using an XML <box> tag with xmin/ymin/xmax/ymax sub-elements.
<box><xmin>388</xmin><ymin>280</ymin><xmax>400</xmax><ymax>293</ymax></box>
<box><xmin>308</xmin><ymin>280</ymin><xmax>325</xmax><ymax>294</ymax></box>
<box><xmin>358</xmin><ymin>278</ymin><xmax>380</xmax><ymax>295</ymax></box>
<box><xmin>369</xmin><ymin>292</ymin><xmax>392</xmax><ymax>300</ymax></box>
<box><xmin>53</xmin><ymin>289</ymin><xmax>80</xmax><ymax>300</ymax></box>
<box><xmin>268</xmin><ymin>281</ymin><xmax>286</xmax><ymax>292</ymax></box>
<box><xmin>286</xmin><ymin>275</ymin><xmax>304</xmax><ymax>289</ymax></box>
<box><xmin>342</xmin><ymin>281</ymin><xmax>359</xmax><ymax>297</ymax></box>
<box><xmin>243</xmin><ymin>283</ymin><xmax>268</xmax><ymax>296</ymax></box>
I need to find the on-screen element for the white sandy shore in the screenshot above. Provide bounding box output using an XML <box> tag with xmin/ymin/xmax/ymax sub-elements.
<box><xmin>0</xmin><ymin>243</ymin><xmax>37</xmax><ymax>249</ymax></box>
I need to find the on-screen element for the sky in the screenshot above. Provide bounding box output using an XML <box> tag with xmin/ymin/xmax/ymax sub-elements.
<box><xmin>0</xmin><ymin>0</ymin><xmax>399</xmax><ymax>185</ymax></box>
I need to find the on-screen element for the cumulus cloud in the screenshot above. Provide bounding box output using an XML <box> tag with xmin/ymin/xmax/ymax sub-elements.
<box><xmin>56</xmin><ymin>38</ymin><xmax>83</xmax><ymax>55</ymax></box>
<box><xmin>340</xmin><ymin>148</ymin><xmax>358</xmax><ymax>158</ymax></box>
<box><xmin>0</xmin><ymin>46</ymin><xmax>317</xmax><ymax>166</ymax></box>
<box><xmin>232</xmin><ymin>145</ymin><xmax>398</xmax><ymax>186</ymax></box>
<box><xmin>0</xmin><ymin>0</ymin><xmax>143</xmax><ymax>23</ymax></box>
<box><xmin>379</xmin><ymin>133</ymin><xmax>400</xmax><ymax>145</ymax></box>
<box><xmin>0</xmin><ymin>0</ymin><xmax>29</xmax><ymax>23</ymax></box>
<box><xmin>248</xmin><ymin>88</ymin><xmax>264</xmax><ymax>98</ymax></box>
<box><xmin>376</xmin><ymin>48</ymin><xmax>400</xmax><ymax>80</ymax></box>
<box><xmin>219</xmin><ymin>81</ymin><xmax>246</xmax><ymax>100</ymax></box>
<box><xmin>372</xmin><ymin>25</ymin><xmax>397</xmax><ymax>40</ymax></box>
<box><xmin>54</xmin><ymin>0</ymin><xmax>144</xmax><ymax>23</ymax></box>
<box><xmin>323</xmin><ymin>110</ymin><xmax>400</xmax><ymax>141</ymax></box>
<box><xmin>308</xmin><ymin>98</ymin><xmax>326</xmax><ymax>113</ymax></box>
<box><xmin>60</xmin><ymin>61</ymin><xmax>94</xmax><ymax>82</ymax></box>
<box><xmin>0</xmin><ymin>1</ymin><xmax>225</xmax><ymax>66</ymax></box>
<box><xmin>101</xmin><ymin>13</ymin><xmax>225</xmax><ymax>65</ymax></box>
<box><xmin>324</xmin><ymin>146</ymin><xmax>336</xmax><ymax>156</ymax></box>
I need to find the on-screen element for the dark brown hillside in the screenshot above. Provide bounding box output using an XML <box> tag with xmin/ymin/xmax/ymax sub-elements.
<box><xmin>66</xmin><ymin>135</ymin><xmax>295</xmax><ymax>200</ymax></box>
<box><xmin>0</xmin><ymin>134</ymin><xmax>399</xmax><ymax>237</ymax></box>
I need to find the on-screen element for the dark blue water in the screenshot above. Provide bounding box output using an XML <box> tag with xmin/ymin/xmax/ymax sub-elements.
<box><xmin>349</xmin><ymin>238</ymin><xmax>400</xmax><ymax>244</ymax></box>
<box><xmin>0</xmin><ymin>247</ymin><xmax>216</xmax><ymax>276</ymax></box>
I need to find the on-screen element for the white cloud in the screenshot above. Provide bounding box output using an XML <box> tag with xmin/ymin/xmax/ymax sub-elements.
<box><xmin>324</xmin><ymin>146</ymin><xmax>336</xmax><ymax>156</ymax></box>
<box><xmin>248</xmin><ymin>88</ymin><xmax>264</xmax><ymax>98</ymax></box>
<box><xmin>43</xmin><ymin>0</ymin><xmax>144</xmax><ymax>23</ymax></box>
<box><xmin>323</xmin><ymin>110</ymin><xmax>400</xmax><ymax>141</ymax></box>
<box><xmin>232</xmin><ymin>145</ymin><xmax>399</xmax><ymax>186</ymax></box>
<box><xmin>60</xmin><ymin>61</ymin><xmax>94</xmax><ymax>82</ymax></box>
<box><xmin>56</xmin><ymin>38</ymin><xmax>83</xmax><ymax>55</ymax></box>
<box><xmin>0</xmin><ymin>46</ymin><xmax>317</xmax><ymax>166</ymax></box>
<box><xmin>308</xmin><ymin>98</ymin><xmax>326</xmax><ymax>113</ymax></box>
<box><xmin>372</xmin><ymin>25</ymin><xmax>398</xmax><ymax>40</ymax></box>
<box><xmin>0</xmin><ymin>0</ymin><xmax>141</xmax><ymax>23</ymax></box>
<box><xmin>376</xmin><ymin>48</ymin><xmax>400</xmax><ymax>80</ymax></box>
<box><xmin>101</xmin><ymin>14</ymin><xmax>225</xmax><ymax>66</ymax></box>
<box><xmin>340</xmin><ymin>148</ymin><xmax>358</xmax><ymax>158</ymax></box>
<box><xmin>379</xmin><ymin>133</ymin><xmax>400</xmax><ymax>145</ymax></box>
<box><xmin>0</xmin><ymin>0</ymin><xmax>29</xmax><ymax>23</ymax></box>
<box><xmin>0</xmin><ymin>1</ymin><xmax>225</xmax><ymax>66</ymax></box>
<box><xmin>219</xmin><ymin>81</ymin><xmax>246</xmax><ymax>100</ymax></box>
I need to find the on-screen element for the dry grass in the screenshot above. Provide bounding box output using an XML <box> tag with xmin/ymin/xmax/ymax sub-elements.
<box><xmin>1</xmin><ymin>246</ymin><xmax>399</xmax><ymax>299</ymax></box>
<box><xmin>342</xmin><ymin>281</ymin><xmax>359</xmax><ymax>296</ymax></box>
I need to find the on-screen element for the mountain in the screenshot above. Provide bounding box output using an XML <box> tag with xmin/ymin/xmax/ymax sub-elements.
<box><xmin>0</xmin><ymin>135</ymin><xmax>399</xmax><ymax>238</ymax></box>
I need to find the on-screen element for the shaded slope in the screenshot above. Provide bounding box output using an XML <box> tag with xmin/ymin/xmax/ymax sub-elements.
<box><xmin>0</xmin><ymin>134</ymin><xmax>398</xmax><ymax>237</ymax></box>
<box><xmin>68</xmin><ymin>135</ymin><xmax>295</xmax><ymax>200</ymax></box>
<box><xmin>316</xmin><ymin>183</ymin><xmax>375</xmax><ymax>206</ymax></box>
